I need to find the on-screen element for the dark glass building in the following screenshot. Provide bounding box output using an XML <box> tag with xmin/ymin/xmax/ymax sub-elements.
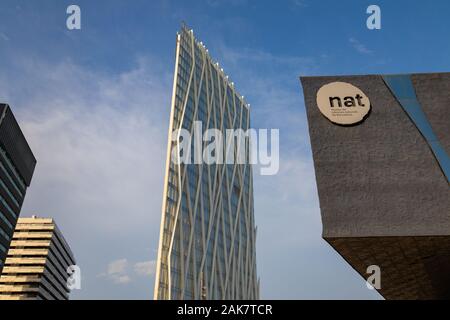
<box><xmin>0</xmin><ymin>103</ymin><xmax>36</xmax><ymax>273</ymax></box>
<box><xmin>301</xmin><ymin>73</ymin><xmax>450</xmax><ymax>299</ymax></box>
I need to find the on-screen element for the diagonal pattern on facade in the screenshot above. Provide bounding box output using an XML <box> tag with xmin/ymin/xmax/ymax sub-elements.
<box><xmin>154</xmin><ymin>26</ymin><xmax>259</xmax><ymax>300</ymax></box>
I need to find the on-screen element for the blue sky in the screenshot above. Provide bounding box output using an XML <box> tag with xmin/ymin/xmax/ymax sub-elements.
<box><xmin>1</xmin><ymin>0</ymin><xmax>450</xmax><ymax>299</ymax></box>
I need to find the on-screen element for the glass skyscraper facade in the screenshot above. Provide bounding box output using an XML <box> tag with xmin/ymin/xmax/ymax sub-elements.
<box><xmin>154</xmin><ymin>27</ymin><xmax>259</xmax><ymax>300</ymax></box>
<box><xmin>0</xmin><ymin>104</ymin><xmax>36</xmax><ymax>273</ymax></box>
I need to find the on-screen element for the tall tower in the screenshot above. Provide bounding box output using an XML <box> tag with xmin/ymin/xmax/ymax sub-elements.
<box><xmin>154</xmin><ymin>27</ymin><xmax>259</xmax><ymax>300</ymax></box>
<box><xmin>0</xmin><ymin>216</ymin><xmax>76</xmax><ymax>300</ymax></box>
<box><xmin>0</xmin><ymin>104</ymin><xmax>36</xmax><ymax>273</ymax></box>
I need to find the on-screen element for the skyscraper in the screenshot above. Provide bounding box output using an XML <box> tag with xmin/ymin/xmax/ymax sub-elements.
<box><xmin>301</xmin><ymin>73</ymin><xmax>450</xmax><ymax>299</ymax></box>
<box><xmin>0</xmin><ymin>104</ymin><xmax>36</xmax><ymax>273</ymax></box>
<box><xmin>0</xmin><ymin>216</ymin><xmax>76</xmax><ymax>300</ymax></box>
<box><xmin>154</xmin><ymin>26</ymin><xmax>259</xmax><ymax>300</ymax></box>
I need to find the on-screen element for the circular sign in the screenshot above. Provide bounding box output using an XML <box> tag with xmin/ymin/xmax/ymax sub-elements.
<box><xmin>316</xmin><ymin>82</ymin><xmax>371</xmax><ymax>125</ymax></box>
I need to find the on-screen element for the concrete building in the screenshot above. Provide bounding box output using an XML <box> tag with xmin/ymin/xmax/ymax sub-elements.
<box><xmin>154</xmin><ymin>26</ymin><xmax>259</xmax><ymax>300</ymax></box>
<box><xmin>0</xmin><ymin>104</ymin><xmax>36</xmax><ymax>272</ymax></box>
<box><xmin>301</xmin><ymin>73</ymin><xmax>450</xmax><ymax>299</ymax></box>
<box><xmin>0</xmin><ymin>216</ymin><xmax>76</xmax><ymax>300</ymax></box>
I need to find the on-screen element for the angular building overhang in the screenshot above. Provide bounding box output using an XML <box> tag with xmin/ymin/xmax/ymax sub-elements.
<box><xmin>0</xmin><ymin>104</ymin><xmax>36</xmax><ymax>186</ymax></box>
<box><xmin>300</xmin><ymin>73</ymin><xmax>450</xmax><ymax>299</ymax></box>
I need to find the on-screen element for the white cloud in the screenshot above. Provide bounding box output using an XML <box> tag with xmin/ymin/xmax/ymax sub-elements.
<box><xmin>102</xmin><ymin>259</ymin><xmax>131</xmax><ymax>284</ymax></box>
<box><xmin>292</xmin><ymin>0</ymin><xmax>308</xmax><ymax>7</ymax></box>
<box><xmin>0</xmin><ymin>32</ymin><xmax>9</xmax><ymax>41</ymax></box>
<box><xmin>218</xmin><ymin>46</ymin><xmax>315</xmax><ymax>73</ymax></box>
<box><xmin>349</xmin><ymin>37</ymin><xmax>373</xmax><ymax>55</ymax></box>
<box><xmin>100</xmin><ymin>259</ymin><xmax>156</xmax><ymax>285</ymax></box>
<box><xmin>2</xmin><ymin>56</ymin><xmax>171</xmax><ymax>234</ymax></box>
<box><xmin>134</xmin><ymin>260</ymin><xmax>156</xmax><ymax>276</ymax></box>
<box><xmin>107</xmin><ymin>258</ymin><xmax>128</xmax><ymax>275</ymax></box>
<box><xmin>0</xmin><ymin>55</ymin><xmax>171</xmax><ymax>297</ymax></box>
<box><xmin>114</xmin><ymin>275</ymin><xmax>132</xmax><ymax>284</ymax></box>
<box><xmin>206</xmin><ymin>0</ymin><xmax>247</xmax><ymax>7</ymax></box>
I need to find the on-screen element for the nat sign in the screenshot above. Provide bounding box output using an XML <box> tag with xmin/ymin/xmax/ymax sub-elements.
<box><xmin>316</xmin><ymin>82</ymin><xmax>371</xmax><ymax>125</ymax></box>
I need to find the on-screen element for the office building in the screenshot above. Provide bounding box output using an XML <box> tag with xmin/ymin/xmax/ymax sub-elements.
<box><xmin>154</xmin><ymin>26</ymin><xmax>259</xmax><ymax>300</ymax></box>
<box><xmin>0</xmin><ymin>103</ymin><xmax>36</xmax><ymax>272</ymax></box>
<box><xmin>301</xmin><ymin>73</ymin><xmax>450</xmax><ymax>299</ymax></box>
<box><xmin>0</xmin><ymin>216</ymin><xmax>76</xmax><ymax>300</ymax></box>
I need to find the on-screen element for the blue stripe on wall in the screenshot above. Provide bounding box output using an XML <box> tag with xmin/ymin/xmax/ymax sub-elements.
<box><xmin>383</xmin><ymin>74</ymin><xmax>450</xmax><ymax>183</ymax></box>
